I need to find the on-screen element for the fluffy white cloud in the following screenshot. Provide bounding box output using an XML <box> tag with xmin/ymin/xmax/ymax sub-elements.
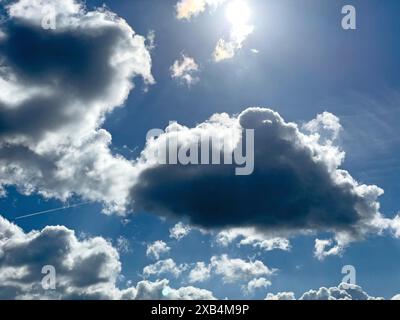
<box><xmin>216</xmin><ymin>227</ymin><xmax>290</xmax><ymax>252</ymax></box>
<box><xmin>170</xmin><ymin>55</ymin><xmax>199</xmax><ymax>87</ymax></box>
<box><xmin>210</xmin><ymin>254</ymin><xmax>274</xmax><ymax>284</ymax></box>
<box><xmin>314</xmin><ymin>238</ymin><xmax>344</xmax><ymax>260</ymax></box>
<box><xmin>266</xmin><ymin>283</ymin><xmax>384</xmax><ymax>300</ymax></box>
<box><xmin>133</xmin><ymin>279</ymin><xmax>216</xmax><ymax>300</ymax></box>
<box><xmin>242</xmin><ymin>277</ymin><xmax>271</xmax><ymax>295</ymax></box>
<box><xmin>188</xmin><ymin>262</ymin><xmax>211</xmax><ymax>283</ymax></box>
<box><xmin>175</xmin><ymin>0</ymin><xmax>227</xmax><ymax>20</ymax></box>
<box><xmin>146</xmin><ymin>240</ymin><xmax>171</xmax><ymax>260</ymax></box>
<box><xmin>170</xmin><ymin>222</ymin><xmax>191</xmax><ymax>240</ymax></box>
<box><xmin>143</xmin><ymin>259</ymin><xmax>187</xmax><ymax>278</ymax></box>
<box><xmin>187</xmin><ymin>255</ymin><xmax>274</xmax><ymax>285</ymax></box>
<box><xmin>0</xmin><ymin>0</ymin><xmax>153</xmax><ymax>214</ymax></box>
<box><xmin>265</xmin><ymin>292</ymin><xmax>295</xmax><ymax>300</ymax></box>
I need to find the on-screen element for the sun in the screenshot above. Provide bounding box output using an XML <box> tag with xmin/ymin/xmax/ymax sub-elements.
<box><xmin>225</xmin><ymin>0</ymin><xmax>251</xmax><ymax>25</ymax></box>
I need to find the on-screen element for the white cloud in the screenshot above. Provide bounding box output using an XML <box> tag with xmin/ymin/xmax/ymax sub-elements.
<box><xmin>188</xmin><ymin>262</ymin><xmax>211</xmax><ymax>283</ymax></box>
<box><xmin>266</xmin><ymin>283</ymin><xmax>384</xmax><ymax>300</ymax></box>
<box><xmin>143</xmin><ymin>259</ymin><xmax>187</xmax><ymax>278</ymax></box>
<box><xmin>170</xmin><ymin>55</ymin><xmax>200</xmax><ymax>87</ymax></box>
<box><xmin>170</xmin><ymin>222</ymin><xmax>191</xmax><ymax>240</ymax></box>
<box><xmin>0</xmin><ymin>0</ymin><xmax>154</xmax><ymax>214</ymax></box>
<box><xmin>314</xmin><ymin>238</ymin><xmax>344</xmax><ymax>260</ymax></box>
<box><xmin>210</xmin><ymin>254</ymin><xmax>275</xmax><ymax>283</ymax></box>
<box><xmin>303</xmin><ymin>111</ymin><xmax>342</xmax><ymax>144</ymax></box>
<box><xmin>242</xmin><ymin>277</ymin><xmax>271</xmax><ymax>295</ymax></box>
<box><xmin>146</xmin><ymin>240</ymin><xmax>171</xmax><ymax>260</ymax></box>
<box><xmin>187</xmin><ymin>255</ymin><xmax>275</xmax><ymax>285</ymax></box>
<box><xmin>133</xmin><ymin>279</ymin><xmax>216</xmax><ymax>300</ymax></box>
<box><xmin>265</xmin><ymin>292</ymin><xmax>295</xmax><ymax>300</ymax></box>
<box><xmin>216</xmin><ymin>227</ymin><xmax>290</xmax><ymax>251</ymax></box>
<box><xmin>175</xmin><ymin>0</ymin><xmax>227</xmax><ymax>20</ymax></box>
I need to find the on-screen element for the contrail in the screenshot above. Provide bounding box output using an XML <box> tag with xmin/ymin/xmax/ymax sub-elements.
<box><xmin>14</xmin><ymin>201</ymin><xmax>92</xmax><ymax>220</ymax></box>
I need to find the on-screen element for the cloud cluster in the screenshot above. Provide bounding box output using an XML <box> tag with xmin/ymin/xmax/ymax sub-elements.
<box><xmin>131</xmin><ymin>107</ymin><xmax>397</xmax><ymax>252</ymax></box>
<box><xmin>0</xmin><ymin>214</ymin><xmax>214</xmax><ymax>300</ymax></box>
<box><xmin>170</xmin><ymin>54</ymin><xmax>199</xmax><ymax>87</ymax></box>
<box><xmin>0</xmin><ymin>0</ymin><xmax>153</xmax><ymax>213</ymax></box>
<box><xmin>266</xmin><ymin>283</ymin><xmax>385</xmax><ymax>300</ymax></box>
<box><xmin>0</xmin><ymin>214</ymin><xmax>122</xmax><ymax>299</ymax></box>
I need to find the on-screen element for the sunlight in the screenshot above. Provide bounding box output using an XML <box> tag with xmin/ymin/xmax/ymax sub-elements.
<box><xmin>225</xmin><ymin>0</ymin><xmax>251</xmax><ymax>25</ymax></box>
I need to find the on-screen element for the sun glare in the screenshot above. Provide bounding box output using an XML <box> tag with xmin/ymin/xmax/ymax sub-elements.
<box><xmin>225</xmin><ymin>0</ymin><xmax>251</xmax><ymax>25</ymax></box>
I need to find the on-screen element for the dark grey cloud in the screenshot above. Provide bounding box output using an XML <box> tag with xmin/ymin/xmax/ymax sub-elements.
<box><xmin>131</xmin><ymin>108</ymin><xmax>388</xmax><ymax>245</ymax></box>
<box><xmin>0</xmin><ymin>20</ymin><xmax>129</xmax><ymax>140</ymax></box>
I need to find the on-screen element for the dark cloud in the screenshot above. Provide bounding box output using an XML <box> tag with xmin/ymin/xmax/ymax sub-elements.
<box><xmin>131</xmin><ymin>108</ymin><xmax>385</xmax><ymax>241</ymax></box>
<box><xmin>0</xmin><ymin>0</ymin><xmax>153</xmax><ymax>212</ymax></box>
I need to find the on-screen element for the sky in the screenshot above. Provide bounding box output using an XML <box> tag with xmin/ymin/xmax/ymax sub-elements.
<box><xmin>0</xmin><ymin>0</ymin><xmax>400</xmax><ymax>300</ymax></box>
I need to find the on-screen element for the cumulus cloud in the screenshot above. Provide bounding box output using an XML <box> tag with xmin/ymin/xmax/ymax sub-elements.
<box><xmin>265</xmin><ymin>292</ymin><xmax>295</xmax><ymax>300</ymax></box>
<box><xmin>188</xmin><ymin>254</ymin><xmax>274</xmax><ymax>285</ymax></box>
<box><xmin>0</xmin><ymin>214</ymin><xmax>218</xmax><ymax>299</ymax></box>
<box><xmin>0</xmin><ymin>214</ymin><xmax>124</xmax><ymax>299</ymax></box>
<box><xmin>266</xmin><ymin>283</ymin><xmax>385</xmax><ymax>300</ymax></box>
<box><xmin>146</xmin><ymin>240</ymin><xmax>171</xmax><ymax>260</ymax></box>
<box><xmin>170</xmin><ymin>54</ymin><xmax>199</xmax><ymax>87</ymax></box>
<box><xmin>216</xmin><ymin>227</ymin><xmax>290</xmax><ymax>252</ymax></box>
<box><xmin>210</xmin><ymin>255</ymin><xmax>274</xmax><ymax>283</ymax></box>
<box><xmin>314</xmin><ymin>238</ymin><xmax>344</xmax><ymax>260</ymax></box>
<box><xmin>170</xmin><ymin>222</ymin><xmax>191</xmax><ymax>240</ymax></box>
<box><xmin>188</xmin><ymin>262</ymin><xmax>211</xmax><ymax>284</ymax></box>
<box><xmin>131</xmin><ymin>107</ymin><xmax>397</xmax><ymax>251</ymax></box>
<box><xmin>175</xmin><ymin>0</ymin><xmax>227</xmax><ymax>20</ymax></box>
<box><xmin>134</xmin><ymin>279</ymin><xmax>216</xmax><ymax>300</ymax></box>
<box><xmin>143</xmin><ymin>259</ymin><xmax>187</xmax><ymax>278</ymax></box>
<box><xmin>0</xmin><ymin>0</ymin><xmax>153</xmax><ymax>213</ymax></box>
<box><xmin>242</xmin><ymin>277</ymin><xmax>271</xmax><ymax>295</ymax></box>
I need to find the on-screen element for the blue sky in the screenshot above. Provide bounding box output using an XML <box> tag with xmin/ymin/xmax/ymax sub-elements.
<box><xmin>1</xmin><ymin>0</ymin><xmax>400</xmax><ymax>300</ymax></box>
